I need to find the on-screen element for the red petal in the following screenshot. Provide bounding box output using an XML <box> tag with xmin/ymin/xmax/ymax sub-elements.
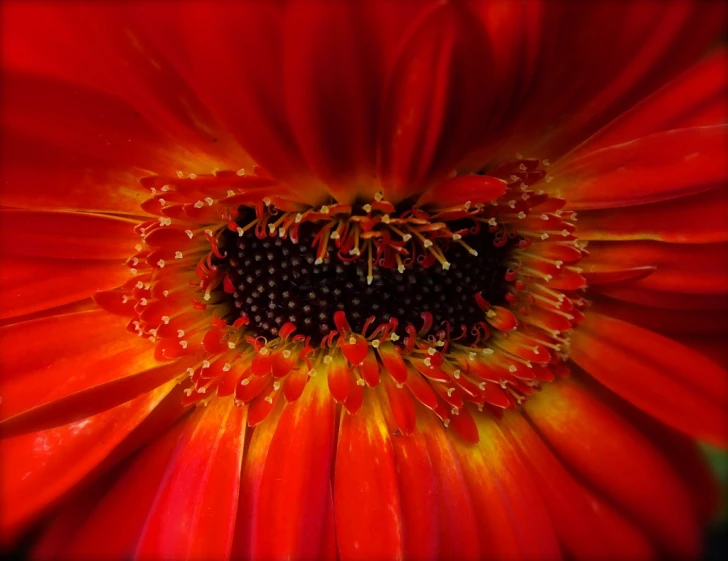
<box><xmin>359</xmin><ymin>348</ymin><xmax>381</xmax><ymax>386</ymax></box>
<box><xmin>326</xmin><ymin>355</ymin><xmax>351</xmax><ymax>404</ymax></box>
<box><xmin>570</xmin><ymin>48</ymin><xmax>728</xmax><ymax>156</ymax></box>
<box><xmin>282</xmin><ymin>0</ymin><xmax>384</xmax><ymax>202</ymax></box>
<box><xmin>383</xmin><ymin>374</ymin><xmax>417</xmax><ymax>436</ymax></box>
<box><xmin>343</xmin><ymin>380</ymin><xmax>365</xmax><ymax>416</ymax></box>
<box><xmin>502</xmin><ymin>411</ymin><xmax>655</xmax><ymax>560</ymax></box>
<box><xmin>448</xmin><ymin>406</ymin><xmax>480</xmax><ymax>444</ymax></box>
<box><xmin>1</xmin><ymin>132</ymin><xmax>149</xmax><ymax>215</ymax></box>
<box><xmin>282</xmin><ymin>367</ymin><xmax>309</xmax><ymax>403</ymax></box>
<box><xmin>270</xmin><ymin>350</ymin><xmax>296</xmax><ymax>378</ymax></box>
<box><xmin>405</xmin><ymin>369</ymin><xmax>439</xmax><ymax>410</ymax></box>
<box><xmin>135</xmin><ymin>398</ymin><xmax>247</xmax><ymax>560</ymax></box>
<box><xmin>549</xmin><ymin>126</ymin><xmax>728</xmax><ymax>210</ymax></box>
<box><xmin>231</xmin><ymin>403</ymin><xmax>282</xmax><ymax>559</ymax></box>
<box><xmin>495</xmin><ymin>0</ymin><xmax>727</xmax><ymax>161</ymax></box>
<box><xmin>378</xmin><ymin>2</ymin><xmax>493</xmax><ymax>200</ymax></box>
<box><xmin>0</xmin><ymin>256</ymin><xmax>132</xmax><ymax>320</ymax></box>
<box><xmin>453</xmin><ymin>413</ymin><xmax>562</xmax><ymax>561</ymax></box>
<box><xmin>546</xmin><ymin>267</ymin><xmax>587</xmax><ymax>291</ymax></box>
<box><xmin>482</xmin><ymin>382</ymin><xmax>513</xmax><ymax>409</ymax></box>
<box><xmin>610</xmin><ymin>394</ymin><xmax>723</xmax><ymax>525</ymax></box>
<box><xmin>525</xmin><ymin>381</ymin><xmax>700</xmax><ymax>556</ymax></box>
<box><xmin>577</xmin><ymin>185</ymin><xmax>728</xmax><ymax>244</ymax></box>
<box><xmin>582</xmin><ymin>266</ymin><xmax>656</xmax><ymax>286</ymax></box>
<box><xmin>0</xmin><ymin>383</ymin><xmax>174</xmax><ymax>539</ymax></box>
<box><xmin>341</xmin><ymin>333</ymin><xmax>369</xmax><ymax>366</ymax></box>
<box><xmin>334</xmin><ymin>392</ymin><xmax>403</xmax><ymax>560</ymax></box>
<box><xmin>28</xmin><ymin>476</ymin><xmax>110</xmax><ymax>560</ymax></box>
<box><xmin>251</xmin><ymin>351</ymin><xmax>273</xmax><ymax>377</ymax></box>
<box><xmin>0</xmin><ymin>210</ymin><xmax>139</xmax><ymax>260</ymax></box>
<box><xmin>81</xmin><ymin>4</ymin><xmax>248</xmax><ymax>168</ymax></box>
<box><xmin>417</xmin><ymin>175</ymin><xmax>506</xmax><ymax>208</ymax></box>
<box><xmin>2</xmin><ymin>69</ymin><xmax>216</xmax><ymax>178</ymax></box>
<box><xmin>420</xmin><ymin>413</ymin><xmax>481</xmax><ymax>560</ymax></box>
<box><xmin>179</xmin><ymin>2</ymin><xmax>324</xmax><ymax>203</ymax></box>
<box><xmin>594</xmin><ymin>283</ymin><xmax>727</xmax><ymax>311</ymax></box>
<box><xmin>486</xmin><ymin>305</ymin><xmax>518</xmax><ymax>332</ymax></box>
<box><xmin>389</xmin><ymin>425</ymin><xmax>438</xmax><ymax>560</ymax></box>
<box><xmin>571</xmin><ymin>312</ymin><xmax>728</xmax><ymax>446</ymax></box>
<box><xmin>64</xmin><ymin>420</ymin><xmax>187</xmax><ymax>559</ymax></box>
<box><xmin>247</xmin><ymin>385</ymin><xmax>281</xmax><ymax>426</ymax></box>
<box><xmin>377</xmin><ymin>342</ymin><xmax>408</xmax><ymax>383</ymax></box>
<box><xmin>590</xmin><ymin>296</ymin><xmax>728</xmax><ymax>336</ymax></box>
<box><xmin>0</xmin><ymin>310</ymin><xmax>156</xmax><ymax>420</ymax></box>
<box><xmin>1</xmin><ymin>360</ymin><xmax>186</xmax><ymax>437</ymax></box>
<box><xmin>584</xmin><ymin>241</ymin><xmax>728</xmax><ymax>293</ymax></box>
<box><xmin>251</xmin><ymin>375</ymin><xmax>336</xmax><ymax>560</ymax></box>
<box><xmin>2</xmin><ymin>1</ymin><xmax>111</xmax><ymax>89</ymax></box>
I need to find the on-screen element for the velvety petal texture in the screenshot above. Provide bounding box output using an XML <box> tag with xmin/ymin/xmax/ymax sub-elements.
<box><xmin>1</xmin><ymin>1</ymin><xmax>726</xmax><ymax>560</ymax></box>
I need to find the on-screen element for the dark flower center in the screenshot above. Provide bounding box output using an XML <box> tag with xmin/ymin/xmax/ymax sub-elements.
<box><xmin>219</xmin><ymin>208</ymin><xmax>516</xmax><ymax>344</ymax></box>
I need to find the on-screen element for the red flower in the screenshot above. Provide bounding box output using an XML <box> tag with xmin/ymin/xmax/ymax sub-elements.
<box><xmin>1</xmin><ymin>1</ymin><xmax>727</xmax><ymax>560</ymax></box>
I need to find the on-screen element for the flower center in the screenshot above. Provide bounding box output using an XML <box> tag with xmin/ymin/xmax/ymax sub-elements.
<box><xmin>220</xmin><ymin>207</ymin><xmax>517</xmax><ymax>344</ymax></box>
<box><xmin>94</xmin><ymin>158</ymin><xmax>587</xmax><ymax>443</ymax></box>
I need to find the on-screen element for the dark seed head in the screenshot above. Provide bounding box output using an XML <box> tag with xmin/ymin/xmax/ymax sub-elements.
<box><xmin>219</xmin><ymin>209</ymin><xmax>515</xmax><ymax>344</ymax></box>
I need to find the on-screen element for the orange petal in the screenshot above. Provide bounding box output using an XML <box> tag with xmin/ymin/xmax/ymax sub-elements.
<box><xmin>135</xmin><ymin>398</ymin><xmax>247</xmax><ymax>560</ymax></box>
<box><xmin>0</xmin><ymin>256</ymin><xmax>131</xmax><ymax>320</ymax></box>
<box><xmin>571</xmin><ymin>312</ymin><xmax>728</xmax><ymax>446</ymax></box>
<box><xmin>0</xmin><ymin>382</ymin><xmax>174</xmax><ymax>540</ymax></box>
<box><xmin>525</xmin><ymin>381</ymin><xmax>700</xmax><ymax>556</ymax></box>
<box><xmin>251</xmin><ymin>375</ymin><xmax>336</xmax><ymax>560</ymax></box>
<box><xmin>548</xmin><ymin>126</ymin><xmax>728</xmax><ymax>210</ymax></box>
<box><xmin>334</xmin><ymin>392</ymin><xmax>403</xmax><ymax>560</ymax></box>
